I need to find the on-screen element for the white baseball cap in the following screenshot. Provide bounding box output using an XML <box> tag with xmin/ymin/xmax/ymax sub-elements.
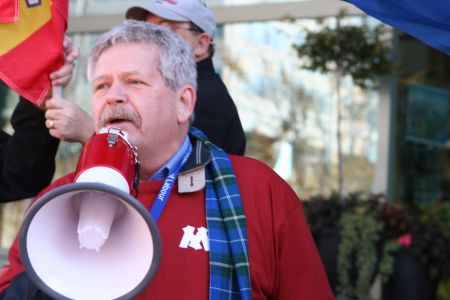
<box><xmin>126</xmin><ymin>0</ymin><xmax>216</xmax><ymax>38</ymax></box>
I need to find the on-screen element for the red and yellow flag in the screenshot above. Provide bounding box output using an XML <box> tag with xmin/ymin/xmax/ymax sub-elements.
<box><xmin>0</xmin><ymin>0</ymin><xmax>68</xmax><ymax>105</ymax></box>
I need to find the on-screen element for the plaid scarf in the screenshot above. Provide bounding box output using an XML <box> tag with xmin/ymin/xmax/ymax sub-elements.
<box><xmin>189</xmin><ymin>128</ymin><xmax>252</xmax><ymax>300</ymax></box>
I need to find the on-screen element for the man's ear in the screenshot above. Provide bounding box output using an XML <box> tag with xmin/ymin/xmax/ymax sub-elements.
<box><xmin>176</xmin><ymin>85</ymin><xmax>196</xmax><ymax>124</ymax></box>
<box><xmin>192</xmin><ymin>34</ymin><xmax>211</xmax><ymax>60</ymax></box>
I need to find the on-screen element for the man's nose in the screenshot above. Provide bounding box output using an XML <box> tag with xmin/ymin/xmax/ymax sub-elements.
<box><xmin>106</xmin><ymin>82</ymin><xmax>127</xmax><ymax>105</ymax></box>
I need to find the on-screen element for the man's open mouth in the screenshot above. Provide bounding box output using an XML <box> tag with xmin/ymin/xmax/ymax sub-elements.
<box><xmin>100</xmin><ymin>107</ymin><xmax>141</xmax><ymax>129</ymax></box>
<box><xmin>107</xmin><ymin>117</ymin><xmax>131</xmax><ymax>125</ymax></box>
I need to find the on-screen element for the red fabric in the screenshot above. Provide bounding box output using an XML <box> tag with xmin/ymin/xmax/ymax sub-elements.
<box><xmin>0</xmin><ymin>0</ymin><xmax>18</xmax><ymax>23</ymax></box>
<box><xmin>0</xmin><ymin>156</ymin><xmax>334</xmax><ymax>299</ymax></box>
<box><xmin>0</xmin><ymin>0</ymin><xmax>67</xmax><ymax>106</ymax></box>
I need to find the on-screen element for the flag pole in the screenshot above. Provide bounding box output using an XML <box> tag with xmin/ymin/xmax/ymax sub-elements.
<box><xmin>52</xmin><ymin>85</ymin><xmax>63</xmax><ymax>99</ymax></box>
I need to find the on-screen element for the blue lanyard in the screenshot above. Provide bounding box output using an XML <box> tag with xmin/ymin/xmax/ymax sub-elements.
<box><xmin>149</xmin><ymin>145</ymin><xmax>192</xmax><ymax>222</ymax></box>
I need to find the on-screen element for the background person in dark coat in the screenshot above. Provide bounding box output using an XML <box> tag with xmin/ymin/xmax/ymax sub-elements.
<box><xmin>0</xmin><ymin>96</ymin><xmax>59</xmax><ymax>202</ymax></box>
<box><xmin>126</xmin><ymin>0</ymin><xmax>246</xmax><ymax>155</ymax></box>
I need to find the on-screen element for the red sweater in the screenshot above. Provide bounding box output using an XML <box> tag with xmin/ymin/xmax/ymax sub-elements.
<box><xmin>0</xmin><ymin>156</ymin><xmax>334</xmax><ymax>300</ymax></box>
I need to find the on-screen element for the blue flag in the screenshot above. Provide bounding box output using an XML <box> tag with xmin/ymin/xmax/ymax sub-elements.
<box><xmin>345</xmin><ymin>0</ymin><xmax>450</xmax><ymax>55</ymax></box>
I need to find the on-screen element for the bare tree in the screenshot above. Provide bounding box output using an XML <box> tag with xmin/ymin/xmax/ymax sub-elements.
<box><xmin>294</xmin><ymin>12</ymin><xmax>394</xmax><ymax>201</ymax></box>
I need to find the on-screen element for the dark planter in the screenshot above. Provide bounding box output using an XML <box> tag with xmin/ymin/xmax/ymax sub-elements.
<box><xmin>314</xmin><ymin>227</ymin><xmax>340</xmax><ymax>294</ymax></box>
<box><xmin>382</xmin><ymin>251</ymin><xmax>438</xmax><ymax>300</ymax></box>
<box><xmin>314</xmin><ymin>226</ymin><xmax>384</xmax><ymax>297</ymax></box>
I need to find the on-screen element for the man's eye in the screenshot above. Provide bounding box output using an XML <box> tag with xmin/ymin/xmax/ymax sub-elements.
<box><xmin>95</xmin><ymin>83</ymin><xmax>108</xmax><ymax>91</ymax></box>
<box><xmin>129</xmin><ymin>79</ymin><xmax>146</xmax><ymax>85</ymax></box>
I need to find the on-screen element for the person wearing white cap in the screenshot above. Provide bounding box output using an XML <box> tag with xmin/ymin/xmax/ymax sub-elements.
<box><xmin>126</xmin><ymin>0</ymin><xmax>246</xmax><ymax>156</ymax></box>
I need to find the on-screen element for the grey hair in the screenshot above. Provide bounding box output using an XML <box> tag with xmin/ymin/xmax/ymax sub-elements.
<box><xmin>87</xmin><ymin>20</ymin><xmax>197</xmax><ymax>91</ymax></box>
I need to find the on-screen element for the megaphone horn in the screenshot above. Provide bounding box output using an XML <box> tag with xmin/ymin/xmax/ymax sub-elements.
<box><xmin>19</xmin><ymin>127</ymin><xmax>161</xmax><ymax>300</ymax></box>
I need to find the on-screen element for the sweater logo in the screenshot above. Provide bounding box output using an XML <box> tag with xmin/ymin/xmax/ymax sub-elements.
<box><xmin>179</xmin><ymin>226</ymin><xmax>209</xmax><ymax>251</ymax></box>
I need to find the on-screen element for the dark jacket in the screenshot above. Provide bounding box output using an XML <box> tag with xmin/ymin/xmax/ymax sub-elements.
<box><xmin>194</xmin><ymin>57</ymin><xmax>246</xmax><ymax>155</ymax></box>
<box><xmin>0</xmin><ymin>97</ymin><xmax>59</xmax><ymax>202</ymax></box>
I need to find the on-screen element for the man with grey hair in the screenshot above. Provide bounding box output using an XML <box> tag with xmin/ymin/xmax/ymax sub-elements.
<box><xmin>0</xmin><ymin>21</ymin><xmax>334</xmax><ymax>300</ymax></box>
<box><xmin>126</xmin><ymin>0</ymin><xmax>247</xmax><ymax>156</ymax></box>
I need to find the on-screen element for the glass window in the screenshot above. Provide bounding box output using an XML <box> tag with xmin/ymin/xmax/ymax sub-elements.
<box><xmin>221</xmin><ymin>18</ymin><xmax>380</xmax><ymax>197</ymax></box>
<box><xmin>392</xmin><ymin>35</ymin><xmax>450</xmax><ymax>204</ymax></box>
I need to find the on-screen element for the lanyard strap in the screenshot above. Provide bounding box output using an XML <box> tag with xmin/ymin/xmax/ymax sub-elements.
<box><xmin>149</xmin><ymin>145</ymin><xmax>192</xmax><ymax>221</ymax></box>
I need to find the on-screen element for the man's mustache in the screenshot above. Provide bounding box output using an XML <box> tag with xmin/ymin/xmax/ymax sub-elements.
<box><xmin>98</xmin><ymin>106</ymin><xmax>141</xmax><ymax>128</ymax></box>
